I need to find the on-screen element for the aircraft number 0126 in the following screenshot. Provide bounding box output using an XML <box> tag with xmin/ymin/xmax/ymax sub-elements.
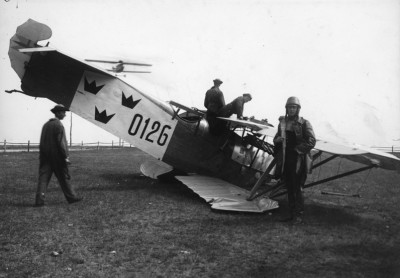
<box><xmin>128</xmin><ymin>114</ymin><xmax>171</xmax><ymax>146</ymax></box>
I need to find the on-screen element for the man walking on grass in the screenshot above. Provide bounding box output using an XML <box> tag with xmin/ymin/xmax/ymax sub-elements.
<box><xmin>35</xmin><ymin>104</ymin><xmax>82</xmax><ymax>207</ymax></box>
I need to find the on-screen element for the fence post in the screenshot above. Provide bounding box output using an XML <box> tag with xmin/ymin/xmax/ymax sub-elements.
<box><xmin>28</xmin><ymin>140</ymin><xmax>30</xmax><ymax>152</ymax></box>
<box><xmin>97</xmin><ymin>141</ymin><xmax>100</xmax><ymax>150</ymax></box>
<box><xmin>3</xmin><ymin>140</ymin><xmax>6</xmax><ymax>152</ymax></box>
<box><xmin>81</xmin><ymin>141</ymin><xmax>83</xmax><ymax>150</ymax></box>
<box><xmin>112</xmin><ymin>140</ymin><xmax>114</xmax><ymax>149</ymax></box>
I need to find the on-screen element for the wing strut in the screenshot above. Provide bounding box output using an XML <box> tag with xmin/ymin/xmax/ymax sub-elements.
<box><xmin>312</xmin><ymin>153</ymin><xmax>338</xmax><ymax>169</ymax></box>
<box><xmin>247</xmin><ymin>158</ymin><xmax>277</xmax><ymax>201</ymax></box>
<box><xmin>247</xmin><ymin>154</ymin><xmax>379</xmax><ymax>200</ymax></box>
<box><xmin>268</xmin><ymin>164</ymin><xmax>378</xmax><ymax>199</ymax></box>
<box><xmin>303</xmin><ymin>164</ymin><xmax>378</xmax><ymax>190</ymax></box>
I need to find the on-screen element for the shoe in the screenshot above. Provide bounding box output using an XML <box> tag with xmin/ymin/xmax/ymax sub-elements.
<box><xmin>293</xmin><ymin>216</ymin><xmax>303</xmax><ymax>225</ymax></box>
<box><xmin>68</xmin><ymin>197</ymin><xmax>82</xmax><ymax>204</ymax></box>
<box><xmin>34</xmin><ymin>203</ymin><xmax>44</xmax><ymax>207</ymax></box>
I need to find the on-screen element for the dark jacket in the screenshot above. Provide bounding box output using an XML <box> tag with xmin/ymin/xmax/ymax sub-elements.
<box><xmin>273</xmin><ymin>116</ymin><xmax>316</xmax><ymax>177</ymax></box>
<box><xmin>39</xmin><ymin>118</ymin><xmax>69</xmax><ymax>165</ymax></box>
<box><xmin>219</xmin><ymin>96</ymin><xmax>246</xmax><ymax>118</ymax></box>
<box><xmin>204</xmin><ymin>87</ymin><xmax>225</xmax><ymax>115</ymax></box>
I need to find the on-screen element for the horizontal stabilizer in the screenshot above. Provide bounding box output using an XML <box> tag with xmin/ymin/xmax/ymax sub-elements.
<box><xmin>19</xmin><ymin>47</ymin><xmax>55</xmax><ymax>53</ymax></box>
<box><xmin>176</xmin><ymin>175</ymin><xmax>278</xmax><ymax>213</ymax></box>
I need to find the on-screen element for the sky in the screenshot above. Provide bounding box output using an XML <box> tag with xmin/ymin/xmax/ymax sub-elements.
<box><xmin>0</xmin><ymin>0</ymin><xmax>399</xmax><ymax>147</ymax></box>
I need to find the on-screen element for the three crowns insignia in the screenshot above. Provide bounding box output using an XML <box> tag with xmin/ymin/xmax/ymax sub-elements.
<box><xmin>95</xmin><ymin>107</ymin><xmax>115</xmax><ymax>124</ymax></box>
<box><xmin>84</xmin><ymin>77</ymin><xmax>104</xmax><ymax>95</ymax></box>
<box><xmin>122</xmin><ymin>92</ymin><xmax>141</xmax><ymax>109</ymax></box>
<box><xmin>83</xmin><ymin>76</ymin><xmax>141</xmax><ymax>124</ymax></box>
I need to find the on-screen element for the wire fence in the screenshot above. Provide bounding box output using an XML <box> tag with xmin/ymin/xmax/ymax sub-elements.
<box><xmin>2</xmin><ymin>140</ymin><xmax>400</xmax><ymax>154</ymax></box>
<box><xmin>372</xmin><ymin>146</ymin><xmax>400</xmax><ymax>153</ymax></box>
<box><xmin>2</xmin><ymin>140</ymin><xmax>133</xmax><ymax>152</ymax></box>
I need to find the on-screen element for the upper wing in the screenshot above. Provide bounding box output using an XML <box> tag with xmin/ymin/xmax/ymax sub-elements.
<box><xmin>315</xmin><ymin>140</ymin><xmax>400</xmax><ymax>171</ymax></box>
<box><xmin>256</xmin><ymin>125</ymin><xmax>400</xmax><ymax>171</ymax></box>
<box><xmin>217</xmin><ymin>116</ymin><xmax>271</xmax><ymax>131</ymax></box>
<box><xmin>175</xmin><ymin>175</ymin><xmax>278</xmax><ymax>213</ymax></box>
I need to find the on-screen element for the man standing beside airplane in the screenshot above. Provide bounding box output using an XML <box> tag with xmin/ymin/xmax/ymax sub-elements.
<box><xmin>35</xmin><ymin>104</ymin><xmax>82</xmax><ymax>206</ymax></box>
<box><xmin>204</xmin><ymin>78</ymin><xmax>226</xmax><ymax>134</ymax></box>
<box><xmin>273</xmin><ymin>97</ymin><xmax>316</xmax><ymax>224</ymax></box>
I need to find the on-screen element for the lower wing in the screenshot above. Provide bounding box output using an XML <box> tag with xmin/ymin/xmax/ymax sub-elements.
<box><xmin>175</xmin><ymin>175</ymin><xmax>278</xmax><ymax>213</ymax></box>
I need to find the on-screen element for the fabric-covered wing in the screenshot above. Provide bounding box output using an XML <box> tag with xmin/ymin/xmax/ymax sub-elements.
<box><xmin>315</xmin><ymin>140</ymin><xmax>400</xmax><ymax>171</ymax></box>
<box><xmin>175</xmin><ymin>175</ymin><xmax>278</xmax><ymax>213</ymax></box>
<box><xmin>315</xmin><ymin>140</ymin><xmax>367</xmax><ymax>155</ymax></box>
<box><xmin>217</xmin><ymin>117</ymin><xmax>270</xmax><ymax>131</ymax></box>
<box><xmin>256</xmin><ymin>125</ymin><xmax>400</xmax><ymax>171</ymax></box>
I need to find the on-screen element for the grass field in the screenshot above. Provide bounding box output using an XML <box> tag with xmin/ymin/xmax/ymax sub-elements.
<box><xmin>1</xmin><ymin>149</ymin><xmax>399</xmax><ymax>278</ymax></box>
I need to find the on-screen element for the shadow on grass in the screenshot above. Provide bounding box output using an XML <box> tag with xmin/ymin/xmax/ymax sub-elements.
<box><xmin>319</xmin><ymin>243</ymin><xmax>400</xmax><ymax>276</ymax></box>
<box><xmin>81</xmin><ymin>173</ymin><xmax>195</xmax><ymax>196</ymax></box>
<box><xmin>75</xmin><ymin>172</ymin><xmax>384</xmax><ymax>228</ymax></box>
<box><xmin>78</xmin><ymin>173</ymin><xmax>152</xmax><ymax>191</ymax></box>
<box><xmin>305</xmin><ymin>203</ymin><xmax>362</xmax><ymax>226</ymax></box>
<box><xmin>0</xmin><ymin>202</ymin><xmax>36</xmax><ymax>208</ymax></box>
<box><xmin>250</xmin><ymin>242</ymin><xmax>400</xmax><ymax>278</ymax></box>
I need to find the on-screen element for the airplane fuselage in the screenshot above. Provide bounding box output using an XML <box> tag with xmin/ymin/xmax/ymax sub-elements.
<box><xmin>8</xmin><ymin>19</ymin><xmax>273</xmax><ymax>189</ymax></box>
<box><xmin>11</xmin><ymin>48</ymin><xmax>268</xmax><ymax>188</ymax></box>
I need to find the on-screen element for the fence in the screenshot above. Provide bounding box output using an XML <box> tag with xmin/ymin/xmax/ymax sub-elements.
<box><xmin>2</xmin><ymin>140</ymin><xmax>133</xmax><ymax>152</ymax></box>
<box><xmin>2</xmin><ymin>139</ymin><xmax>400</xmax><ymax>154</ymax></box>
<box><xmin>372</xmin><ymin>146</ymin><xmax>400</xmax><ymax>154</ymax></box>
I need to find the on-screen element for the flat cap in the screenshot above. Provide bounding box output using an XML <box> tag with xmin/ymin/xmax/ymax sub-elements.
<box><xmin>51</xmin><ymin>104</ymin><xmax>70</xmax><ymax>113</ymax></box>
<box><xmin>243</xmin><ymin>93</ymin><xmax>252</xmax><ymax>100</ymax></box>
<box><xmin>213</xmin><ymin>78</ymin><xmax>223</xmax><ymax>84</ymax></box>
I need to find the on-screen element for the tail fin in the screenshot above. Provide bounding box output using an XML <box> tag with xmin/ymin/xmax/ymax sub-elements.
<box><xmin>8</xmin><ymin>19</ymin><xmax>52</xmax><ymax>79</ymax></box>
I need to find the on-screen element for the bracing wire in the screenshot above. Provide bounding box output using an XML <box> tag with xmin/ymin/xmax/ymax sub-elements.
<box><xmin>336</xmin><ymin>157</ymin><xmax>342</xmax><ymax>175</ymax></box>
<box><xmin>356</xmin><ymin>167</ymin><xmax>373</xmax><ymax>195</ymax></box>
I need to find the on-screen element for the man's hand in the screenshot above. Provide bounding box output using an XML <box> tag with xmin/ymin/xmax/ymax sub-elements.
<box><xmin>274</xmin><ymin>136</ymin><xmax>284</xmax><ymax>144</ymax></box>
<box><xmin>66</xmin><ymin>157</ymin><xmax>71</xmax><ymax>165</ymax></box>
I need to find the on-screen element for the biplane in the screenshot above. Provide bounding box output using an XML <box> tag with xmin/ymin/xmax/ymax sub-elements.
<box><xmin>84</xmin><ymin>59</ymin><xmax>152</xmax><ymax>74</ymax></box>
<box><xmin>7</xmin><ymin>19</ymin><xmax>400</xmax><ymax>213</ymax></box>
